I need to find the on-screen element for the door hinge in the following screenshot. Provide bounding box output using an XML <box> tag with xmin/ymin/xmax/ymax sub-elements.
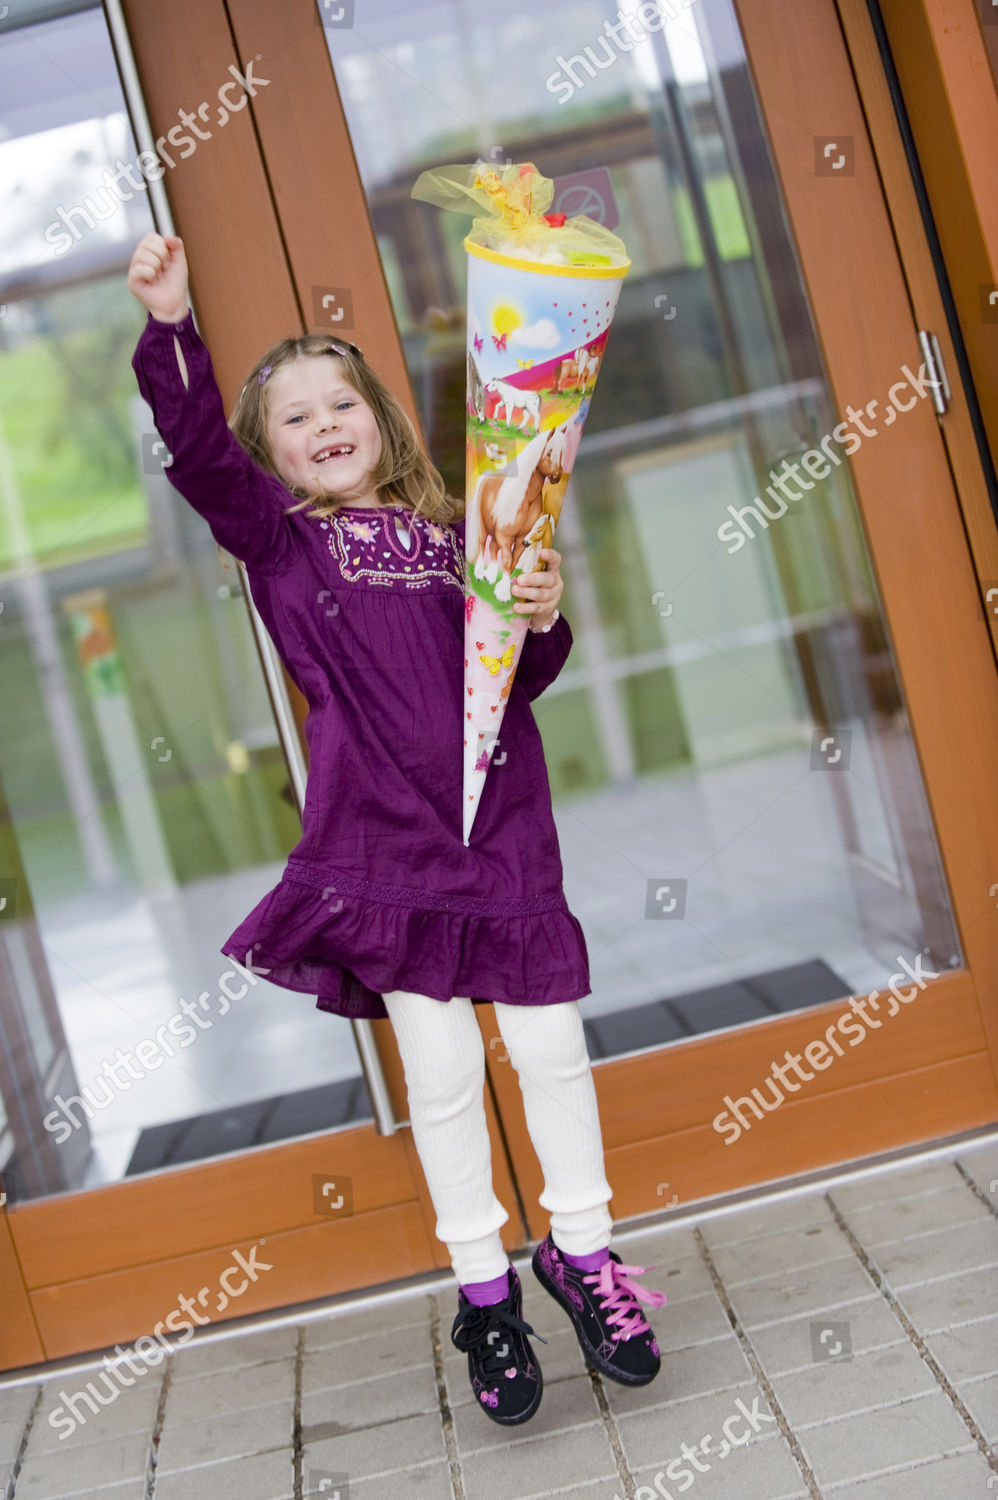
<box><xmin>917</xmin><ymin>330</ymin><xmax>950</xmax><ymax>416</ymax></box>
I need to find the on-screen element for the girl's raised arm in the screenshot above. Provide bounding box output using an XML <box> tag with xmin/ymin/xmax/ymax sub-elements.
<box><xmin>128</xmin><ymin>233</ymin><xmax>299</xmax><ymax>575</ymax></box>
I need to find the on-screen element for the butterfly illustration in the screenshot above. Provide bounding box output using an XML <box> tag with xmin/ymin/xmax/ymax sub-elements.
<box><xmin>465</xmin><ymin>595</ymin><xmax>475</xmax><ymax>623</ymax></box>
<box><xmin>515</xmin><ymin>358</ymin><xmax>534</xmax><ymax>369</ymax></box>
<box><xmin>479</xmin><ymin>645</ymin><xmax>516</xmax><ymax>675</ymax></box>
<box><xmin>492</xmin><ymin>332</ymin><xmax>508</xmax><ymax>352</ymax></box>
<box><xmin>473</xmin><ymin>334</ymin><xmax>484</xmax><ymax>353</ymax></box>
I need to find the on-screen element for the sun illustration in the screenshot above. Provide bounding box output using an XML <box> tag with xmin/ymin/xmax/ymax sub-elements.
<box><xmin>491</xmin><ymin>303</ymin><xmax>522</xmax><ymax>336</ymax></box>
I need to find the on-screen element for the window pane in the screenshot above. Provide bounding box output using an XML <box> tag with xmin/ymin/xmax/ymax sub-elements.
<box><xmin>323</xmin><ymin>0</ymin><xmax>961</xmax><ymax>1058</ymax></box>
<box><xmin>0</xmin><ymin>4</ymin><xmax>371</xmax><ymax>1202</ymax></box>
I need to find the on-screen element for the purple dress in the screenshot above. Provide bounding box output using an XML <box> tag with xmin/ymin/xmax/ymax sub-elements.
<box><xmin>132</xmin><ymin>311</ymin><xmax>591</xmax><ymax>1020</ymax></box>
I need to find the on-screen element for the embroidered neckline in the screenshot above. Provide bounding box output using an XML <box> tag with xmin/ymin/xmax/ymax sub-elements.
<box><xmin>324</xmin><ymin>509</ymin><xmax>464</xmax><ymax>590</ymax></box>
<box><xmin>383</xmin><ymin>510</ymin><xmax>421</xmax><ymax>562</ymax></box>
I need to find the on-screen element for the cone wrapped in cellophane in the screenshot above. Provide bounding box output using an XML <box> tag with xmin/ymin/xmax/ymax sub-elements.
<box><xmin>411</xmin><ymin>161</ymin><xmax>630</xmax><ymax>844</ymax></box>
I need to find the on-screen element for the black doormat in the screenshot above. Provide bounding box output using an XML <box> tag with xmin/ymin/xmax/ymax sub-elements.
<box><xmin>126</xmin><ymin>959</ymin><xmax>851</xmax><ymax>1173</ymax></box>
<box><xmin>125</xmin><ymin>1074</ymin><xmax>371</xmax><ymax>1177</ymax></box>
<box><xmin>582</xmin><ymin>958</ymin><xmax>852</xmax><ymax>1060</ymax></box>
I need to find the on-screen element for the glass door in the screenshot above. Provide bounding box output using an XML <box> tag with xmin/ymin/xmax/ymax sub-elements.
<box><xmin>306</xmin><ymin>0</ymin><xmax>998</xmax><ymax>1220</ymax></box>
<box><xmin>0</xmin><ymin>0</ymin><xmax>454</xmax><ymax>1372</ymax></box>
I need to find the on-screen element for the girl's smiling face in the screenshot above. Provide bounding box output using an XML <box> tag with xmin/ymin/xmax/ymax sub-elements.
<box><xmin>264</xmin><ymin>356</ymin><xmax>383</xmax><ymax>506</ymax></box>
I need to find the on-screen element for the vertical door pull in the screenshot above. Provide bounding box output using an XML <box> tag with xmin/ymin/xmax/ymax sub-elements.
<box><xmin>917</xmin><ymin>330</ymin><xmax>950</xmax><ymax>416</ymax></box>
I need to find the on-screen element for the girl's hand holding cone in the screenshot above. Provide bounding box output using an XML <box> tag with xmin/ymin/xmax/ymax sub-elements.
<box><xmin>513</xmin><ymin>548</ymin><xmax>563</xmax><ymax>631</ymax></box>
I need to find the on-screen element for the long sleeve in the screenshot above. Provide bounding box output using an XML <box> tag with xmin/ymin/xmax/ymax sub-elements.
<box><xmin>515</xmin><ymin>611</ymin><xmax>574</xmax><ymax>702</ymax></box>
<box><xmin>132</xmin><ymin>310</ymin><xmax>300</xmax><ymax>575</ymax></box>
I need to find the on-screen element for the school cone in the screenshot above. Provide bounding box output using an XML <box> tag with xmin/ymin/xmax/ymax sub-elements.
<box><xmin>411</xmin><ymin>162</ymin><xmax>630</xmax><ymax>843</ymax></box>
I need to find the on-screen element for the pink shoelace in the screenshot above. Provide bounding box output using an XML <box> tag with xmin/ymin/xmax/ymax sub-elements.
<box><xmin>583</xmin><ymin>1260</ymin><xmax>668</xmax><ymax>1341</ymax></box>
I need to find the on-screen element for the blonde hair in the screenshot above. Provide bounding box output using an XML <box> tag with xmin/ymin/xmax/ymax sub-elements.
<box><xmin>228</xmin><ymin>334</ymin><xmax>464</xmax><ymax>525</ymax></box>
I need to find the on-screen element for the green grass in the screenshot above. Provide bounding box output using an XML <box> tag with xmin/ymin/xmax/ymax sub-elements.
<box><xmin>0</xmin><ymin>321</ymin><xmax>149</xmax><ymax>570</ymax></box>
<box><xmin>671</xmin><ymin>176</ymin><xmax>753</xmax><ymax>265</ymax></box>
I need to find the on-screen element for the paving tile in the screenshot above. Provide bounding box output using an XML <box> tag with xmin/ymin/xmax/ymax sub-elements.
<box><xmin>745</xmin><ymin>1297</ymin><xmax>907</xmax><ymax>1376</ymax></box>
<box><xmin>823</xmin><ymin>1449</ymin><xmax>997</xmax><ymax>1496</ymax></box>
<box><xmin>723</xmin><ymin>1255</ymin><xmax>879</xmax><ymax>1328</ymax></box>
<box><xmin>302</xmin><ymin>1363</ymin><xmax>438</xmax><ymax>1432</ymax></box>
<box><xmin>708</xmin><ymin>1221</ymin><xmax>853</xmax><ymax>1286</ymax></box>
<box><xmin>29</xmin><ymin>1381</ymin><xmax>159</xmax><ymax>1455</ymax></box>
<box><xmin>164</xmin><ymin>1360</ymin><xmax>294</xmax><ymax>1425</ymax></box>
<box><xmin>155</xmin><ymin>1398</ymin><xmax>292</xmax><ymax>1474</ymax></box>
<box><xmin>304</xmin><ymin>1411</ymin><xmax>445</xmax><ymax>1480</ymax></box>
<box><xmin>616</xmin><ymin>1383</ymin><xmax>779</xmax><ymax>1471</ymax></box>
<box><xmin>833</xmin><ymin>1183</ymin><xmax>993</xmax><ymax>1245</ymax></box>
<box><xmin>0</xmin><ymin>1415</ymin><xmax>26</xmax><ymax>1474</ymax></box>
<box><xmin>795</xmin><ymin>1392</ymin><xmax>975</xmax><ymax>1488</ymax></box>
<box><xmin>17</xmin><ymin>1478</ymin><xmax>144</xmax><ymax>1500</ymax></box>
<box><xmin>957</xmin><ymin>1373</ymin><xmax>998</xmax><ymax>1445</ymax></box>
<box><xmin>169</xmin><ymin>1325</ymin><xmax>296</xmax><ymax>1380</ymax></box>
<box><xmin>611</xmin><ymin>1226</ymin><xmax>703</xmax><ymax>1266</ymax></box>
<box><xmin>870</xmin><ymin>1218</ymin><xmax>996</xmax><ymax>1290</ymax></box>
<box><xmin>771</xmin><ymin>1341</ymin><xmax>938</xmax><ymax>1428</ymax></box>
<box><xmin>630</xmin><ymin>1434</ymin><xmax>806</xmax><ymax>1500</ymax></box>
<box><xmin>603</xmin><ymin>1335</ymin><xmax>753</xmax><ymax>1417</ymax></box>
<box><xmin>453</xmin><ymin>1371</ymin><xmax>600</xmax><ymax>1454</ymax></box>
<box><xmin>336</xmin><ymin>1462</ymin><xmax>453</xmax><ymax>1499</ymax></box>
<box><xmin>517</xmin><ymin>1481</ymin><xmax>637</xmax><ymax>1500</ymax></box>
<box><xmin>303</xmin><ymin>1293</ymin><xmax>434</xmax><ymax>1351</ymax></box>
<box><xmin>0</xmin><ymin>1384</ymin><xmax>39</xmax><ymax>1430</ymax></box>
<box><xmin>895</xmin><ymin>1265</ymin><xmax>998</xmax><ymax>1335</ymax></box>
<box><xmin>154</xmin><ymin>1449</ymin><xmax>294</xmax><ymax>1499</ymax></box>
<box><xmin>925</xmin><ymin>1315</ymin><xmax>998</xmax><ymax>1382</ymax></box>
<box><xmin>612</xmin><ymin>1255</ymin><xmax>714</xmax><ymax>1308</ymax></box>
<box><xmin>954</xmin><ymin>1139</ymin><xmax>998</xmax><ymax>1198</ymax></box>
<box><xmin>698</xmin><ymin>1193</ymin><xmax>837</xmax><ymax>1248</ymax></box>
<box><xmin>866</xmin><ymin>1219</ymin><xmax>998</xmax><ymax>1291</ymax></box>
<box><xmin>828</xmin><ymin>1162</ymin><xmax>962</xmax><ymax>1212</ymax></box>
<box><xmin>650</xmin><ymin>1289</ymin><xmax>732</xmax><ymax>1354</ymax></box>
<box><xmin>302</xmin><ymin>1322</ymin><xmax>431</xmax><ymax>1393</ymax></box>
<box><xmin>14</xmin><ymin>1428</ymin><xmax>148</xmax><ymax>1498</ymax></box>
<box><xmin>458</xmin><ymin>1409</ymin><xmax>617</xmax><ymax>1498</ymax></box>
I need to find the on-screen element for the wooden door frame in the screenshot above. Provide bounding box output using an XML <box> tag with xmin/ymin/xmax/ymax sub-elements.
<box><xmin>874</xmin><ymin>0</ymin><xmax>998</xmax><ymax>498</ymax></box>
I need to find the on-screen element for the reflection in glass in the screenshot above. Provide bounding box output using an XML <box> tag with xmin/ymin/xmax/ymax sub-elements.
<box><xmin>324</xmin><ymin>0</ymin><xmax>961</xmax><ymax>1059</ymax></box>
<box><xmin>0</xmin><ymin>5</ymin><xmax>370</xmax><ymax>1202</ymax></box>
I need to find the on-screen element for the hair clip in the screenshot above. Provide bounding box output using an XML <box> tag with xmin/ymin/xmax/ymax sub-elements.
<box><xmin>327</xmin><ymin>341</ymin><xmax>364</xmax><ymax>361</ymax></box>
<box><xmin>258</xmin><ymin>365</ymin><xmax>273</xmax><ymax>384</ymax></box>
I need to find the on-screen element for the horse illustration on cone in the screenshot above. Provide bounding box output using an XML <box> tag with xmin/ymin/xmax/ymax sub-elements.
<box><xmin>466</xmin><ymin>425</ymin><xmax>567</xmax><ymax>603</ymax></box>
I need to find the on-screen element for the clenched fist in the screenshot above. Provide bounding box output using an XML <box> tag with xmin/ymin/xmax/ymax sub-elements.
<box><xmin>127</xmin><ymin>232</ymin><xmax>190</xmax><ymax>325</ymax></box>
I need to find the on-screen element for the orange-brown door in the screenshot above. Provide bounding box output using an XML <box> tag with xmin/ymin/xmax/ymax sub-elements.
<box><xmin>295</xmin><ymin>0</ymin><xmax>998</xmax><ymax>1223</ymax></box>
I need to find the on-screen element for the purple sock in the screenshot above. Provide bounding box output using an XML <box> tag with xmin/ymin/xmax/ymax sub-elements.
<box><xmin>461</xmin><ymin>1267</ymin><xmax>510</xmax><ymax>1306</ymax></box>
<box><xmin>560</xmin><ymin>1244</ymin><xmax>611</xmax><ymax>1272</ymax></box>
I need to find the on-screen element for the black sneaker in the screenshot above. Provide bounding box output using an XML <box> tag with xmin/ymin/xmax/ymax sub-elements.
<box><xmin>450</xmin><ymin>1263</ymin><xmax>546</xmax><ymax>1424</ymax></box>
<box><xmin>531</xmin><ymin>1232</ymin><xmax>666</xmax><ymax>1386</ymax></box>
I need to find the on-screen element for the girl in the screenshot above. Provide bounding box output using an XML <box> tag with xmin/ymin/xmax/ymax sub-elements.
<box><xmin>127</xmin><ymin>231</ymin><xmax>665</xmax><ymax>1427</ymax></box>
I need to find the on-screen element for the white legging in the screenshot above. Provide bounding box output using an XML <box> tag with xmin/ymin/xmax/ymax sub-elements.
<box><xmin>381</xmin><ymin>989</ymin><xmax>614</xmax><ymax>1286</ymax></box>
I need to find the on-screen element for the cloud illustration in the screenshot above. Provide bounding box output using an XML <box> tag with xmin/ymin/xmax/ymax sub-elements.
<box><xmin>512</xmin><ymin>318</ymin><xmax>560</xmax><ymax>349</ymax></box>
